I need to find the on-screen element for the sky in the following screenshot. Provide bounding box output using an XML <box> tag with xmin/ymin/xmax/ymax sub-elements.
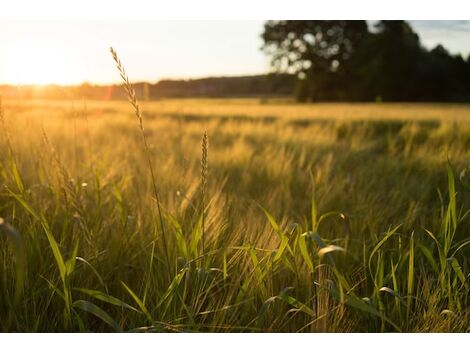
<box><xmin>0</xmin><ymin>20</ymin><xmax>469</xmax><ymax>85</ymax></box>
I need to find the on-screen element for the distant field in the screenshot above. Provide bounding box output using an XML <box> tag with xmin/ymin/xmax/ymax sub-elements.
<box><xmin>2</xmin><ymin>98</ymin><xmax>470</xmax><ymax>332</ymax></box>
<box><xmin>13</xmin><ymin>98</ymin><xmax>470</xmax><ymax>121</ymax></box>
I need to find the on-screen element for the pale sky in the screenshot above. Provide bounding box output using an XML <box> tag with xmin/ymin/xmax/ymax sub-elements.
<box><xmin>0</xmin><ymin>20</ymin><xmax>468</xmax><ymax>85</ymax></box>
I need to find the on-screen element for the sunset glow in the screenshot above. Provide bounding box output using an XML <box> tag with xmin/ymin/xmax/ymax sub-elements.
<box><xmin>0</xmin><ymin>21</ymin><xmax>468</xmax><ymax>86</ymax></box>
<box><xmin>4</xmin><ymin>40</ymin><xmax>87</xmax><ymax>85</ymax></box>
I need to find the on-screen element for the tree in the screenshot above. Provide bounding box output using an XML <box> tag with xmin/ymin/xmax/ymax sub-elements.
<box><xmin>261</xmin><ymin>20</ymin><xmax>470</xmax><ymax>102</ymax></box>
<box><xmin>369</xmin><ymin>21</ymin><xmax>424</xmax><ymax>101</ymax></box>
<box><xmin>261</xmin><ymin>20</ymin><xmax>369</xmax><ymax>101</ymax></box>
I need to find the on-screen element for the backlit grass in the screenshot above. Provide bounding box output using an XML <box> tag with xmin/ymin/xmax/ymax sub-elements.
<box><xmin>2</xmin><ymin>92</ymin><xmax>470</xmax><ymax>332</ymax></box>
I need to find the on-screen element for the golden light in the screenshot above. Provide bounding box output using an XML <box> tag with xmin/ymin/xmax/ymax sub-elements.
<box><xmin>5</xmin><ymin>40</ymin><xmax>86</xmax><ymax>85</ymax></box>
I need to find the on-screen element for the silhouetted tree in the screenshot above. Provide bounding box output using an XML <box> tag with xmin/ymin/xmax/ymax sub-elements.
<box><xmin>369</xmin><ymin>21</ymin><xmax>423</xmax><ymax>101</ymax></box>
<box><xmin>262</xmin><ymin>20</ymin><xmax>470</xmax><ymax>102</ymax></box>
<box><xmin>262</xmin><ymin>20</ymin><xmax>369</xmax><ymax>101</ymax></box>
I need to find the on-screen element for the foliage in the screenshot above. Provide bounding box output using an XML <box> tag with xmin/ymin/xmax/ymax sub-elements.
<box><xmin>262</xmin><ymin>20</ymin><xmax>470</xmax><ymax>102</ymax></box>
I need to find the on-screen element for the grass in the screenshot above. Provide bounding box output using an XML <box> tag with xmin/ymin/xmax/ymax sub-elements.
<box><xmin>2</xmin><ymin>61</ymin><xmax>470</xmax><ymax>331</ymax></box>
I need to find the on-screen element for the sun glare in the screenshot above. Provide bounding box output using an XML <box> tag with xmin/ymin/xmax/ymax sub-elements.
<box><xmin>5</xmin><ymin>41</ymin><xmax>86</xmax><ymax>85</ymax></box>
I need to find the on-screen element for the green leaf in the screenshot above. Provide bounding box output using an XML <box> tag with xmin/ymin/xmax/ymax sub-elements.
<box><xmin>368</xmin><ymin>225</ymin><xmax>401</xmax><ymax>283</ymax></box>
<box><xmin>447</xmin><ymin>162</ymin><xmax>457</xmax><ymax>232</ymax></box>
<box><xmin>407</xmin><ymin>233</ymin><xmax>415</xmax><ymax>318</ymax></box>
<box><xmin>329</xmin><ymin>284</ymin><xmax>401</xmax><ymax>332</ymax></box>
<box><xmin>279</xmin><ymin>293</ymin><xmax>314</xmax><ymax>317</ymax></box>
<box><xmin>65</xmin><ymin>240</ymin><xmax>80</xmax><ymax>277</ymax></box>
<box><xmin>75</xmin><ymin>288</ymin><xmax>140</xmax><ymax>313</ymax></box>
<box><xmin>167</xmin><ymin>214</ymin><xmax>188</xmax><ymax>258</ymax></box>
<box><xmin>121</xmin><ymin>281</ymin><xmax>153</xmax><ymax>324</ymax></box>
<box><xmin>11</xmin><ymin>161</ymin><xmax>25</xmax><ymax>194</ymax></box>
<box><xmin>417</xmin><ymin>243</ymin><xmax>439</xmax><ymax>274</ymax></box>
<box><xmin>311</xmin><ymin>196</ymin><xmax>318</xmax><ymax>232</ymax></box>
<box><xmin>73</xmin><ymin>300</ymin><xmax>121</xmax><ymax>332</ymax></box>
<box><xmin>157</xmin><ymin>269</ymin><xmax>187</xmax><ymax>310</ymax></box>
<box><xmin>7</xmin><ymin>190</ymin><xmax>66</xmax><ymax>283</ymax></box>
<box><xmin>223</xmin><ymin>250</ymin><xmax>228</xmax><ymax>280</ymax></box>
<box><xmin>259</xmin><ymin>205</ymin><xmax>283</xmax><ymax>237</ymax></box>
<box><xmin>298</xmin><ymin>234</ymin><xmax>313</xmax><ymax>272</ymax></box>
<box><xmin>189</xmin><ymin>214</ymin><xmax>203</xmax><ymax>257</ymax></box>
<box><xmin>447</xmin><ymin>257</ymin><xmax>467</xmax><ymax>287</ymax></box>
<box><xmin>274</xmin><ymin>235</ymin><xmax>290</xmax><ymax>261</ymax></box>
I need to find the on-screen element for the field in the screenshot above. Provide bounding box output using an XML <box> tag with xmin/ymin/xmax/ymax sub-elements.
<box><xmin>2</xmin><ymin>96</ymin><xmax>470</xmax><ymax>332</ymax></box>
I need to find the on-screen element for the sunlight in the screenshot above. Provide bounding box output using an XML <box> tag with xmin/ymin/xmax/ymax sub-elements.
<box><xmin>6</xmin><ymin>41</ymin><xmax>85</xmax><ymax>85</ymax></box>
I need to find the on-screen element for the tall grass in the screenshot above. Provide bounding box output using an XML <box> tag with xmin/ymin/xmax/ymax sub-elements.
<box><xmin>1</xmin><ymin>73</ymin><xmax>470</xmax><ymax>331</ymax></box>
<box><xmin>201</xmin><ymin>131</ymin><xmax>208</xmax><ymax>253</ymax></box>
<box><xmin>109</xmin><ymin>47</ymin><xmax>170</xmax><ymax>271</ymax></box>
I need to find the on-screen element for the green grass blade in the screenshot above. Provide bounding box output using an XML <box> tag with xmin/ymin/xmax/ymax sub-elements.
<box><xmin>75</xmin><ymin>288</ymin><xmax>140</xmax><ymax>313</ymax></box>
<box><xmin>121</xmin><ymin>281</ymin><xmax>154</xmax><ymax>324</ymax></box>
<box><xmin>73</xmin><ymin>300</ymin><xmax>121</xmax><ymax>332</ymax></box>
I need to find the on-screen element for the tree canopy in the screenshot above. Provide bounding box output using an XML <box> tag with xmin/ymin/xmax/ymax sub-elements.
<box><xmin>262</xmin><ymin>20</ymin><xmax>470</xmax><ymax>102</ymax></box>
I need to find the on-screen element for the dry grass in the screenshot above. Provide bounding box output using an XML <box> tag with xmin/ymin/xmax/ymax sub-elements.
<box><xmin>1</xmin><ymin>92</ymin><xmax>470</xmax><ymax>331</ymax></box>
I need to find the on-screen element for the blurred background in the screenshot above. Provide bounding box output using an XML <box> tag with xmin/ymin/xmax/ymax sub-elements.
<box><xmin>0</xmin><ymin>20</ymin><xmax>469</xmax><ymax>102</ymax></box>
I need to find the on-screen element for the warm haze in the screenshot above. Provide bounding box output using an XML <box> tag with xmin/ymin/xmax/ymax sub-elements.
<box><xmin>0</xmin><ymin>20</ymin><xmax>469</xmax><ymax>85</ymax></box>
<box><xmin>2</xmin><ymin>20</ymin><xmax>470</xmax><ymax>334</ymax></box>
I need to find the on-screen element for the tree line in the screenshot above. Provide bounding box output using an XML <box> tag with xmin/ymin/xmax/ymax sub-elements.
<box><xmin>2</xmin><ymin>21</ymin><xmax>468</xmax><ymax>102</ymax></box>
<box><xmin>0</xmin><ymin>74</ymin><xmax>296</xmax><ymax>101</ymax></box>
<box><xmin>262</xmin><ymin>20</ymin><xmax>470</xmax><ymax>102</ymax></box>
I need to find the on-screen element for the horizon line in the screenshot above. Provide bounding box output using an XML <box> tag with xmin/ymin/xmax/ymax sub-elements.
<box><xmin>0</xmin><ymin>71</ymin><xmax>282</xmax><ymax>87</ymax></box>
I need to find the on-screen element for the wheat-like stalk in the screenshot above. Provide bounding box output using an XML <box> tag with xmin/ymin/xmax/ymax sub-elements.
<box><xmin>201</xmin><ymin>131</ymin><xmax>208</xmax><ymax>253</ymax></box>
<box><xmin>110</xmin><ymin>48</ymin><xmax>145</xmax><ymax>133</ymax></box>
<box><xmin>109</xmin><ymin>47</ymin><xmax>170</xmax><ymax>268</ymax></box>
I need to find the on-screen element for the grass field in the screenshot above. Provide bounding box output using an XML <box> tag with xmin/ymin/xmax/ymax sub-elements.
<box><xmin>2</xmin><ymin>96</ymin><xmax>470</xmax><ymax>332</ymax></box>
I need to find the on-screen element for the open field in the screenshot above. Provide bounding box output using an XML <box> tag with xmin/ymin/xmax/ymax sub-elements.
<box><xmin>2</xmin><ymin>98</ymin><xmax>470</xmax><ymax>332</ymax></box>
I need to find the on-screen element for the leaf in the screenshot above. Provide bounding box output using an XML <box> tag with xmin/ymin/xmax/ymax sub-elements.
<box><xmin>157</xmin><ymin>269</ymin><xmax>187</xmax><ymax>310</ymax></box>
<box><xmin>329</xmin><ymin>284</ymin><xmax>401</xmax><ymax>332</ymax></box>
<box><xmin>274</xmin><ymin>235</ymin><xmax>290</xmax><ymax>261</ymax></box>
<box><xmin>73</xmin><ymin>300</ymin><xmax>121</xmax><ymax>332</ymax></box>
<box><xmin>75</xmin><ymin>257</ymin><xmax>107</xmax><ymax>292</ymax></box>
<box><xmin>451</xmin><ymin>239</ymin><xmax>470</xmax><ymax>258</ymax></box>
<box><xmin>121</xmin><ymin>281</ymin><xmax>153</xmax><ymax>324</ymax></box>
<box><xmin>447</xmin><ymin>257</ymin><xmax>467</xmax><ymax>287</ymax></box>
<box><xmin>189</xmin><ymin>214</ymin><xmax>203</xmax><ymax>257</ymax></box>
<box><xmin>298</xmin><ymin>234</ymin><xmax>313</xmax><ymax>272</ymax></box>
<box><xmin>311</xmin><ymin>196</ymin><xmax>318</xmax><ymax>232</ymax></box>
<box><xmin>368</xmin><ymin>225</ymin><xmax>401</xmax><ymax>282</ymax></box>
<box><xmin>43</xmin><ymin>224</ymin><xmax>66</xmax><ymax>284</ymax></box>
<box><xmin>279</xmin><ymin>293</ymin><xmax>314</xmax><ymax>317</ymax></box>
<box><xmin>317</xmin><ymin>212</ymin><xmax>345</xmax><ymax>229</ymax></box>
<box><xmin>379</xmin><ymin>287</ymin><xmax>402</xmax><ymax>300</ymax></box>
<box><xmin>417</xmin><ymin>243</ymin><xmax>439</xmax><ymax>274</ymax></box>
<box><xmin>407</xmin><ymin>233</ymin><xmax>415</xmax><ymax>316</ymax></box>
<box><xmin>167</xmin><ymin>214</ymin><xmax>188</xmax><ymax>258</ymax></box>
<box><xmin>75</xmin><ymin>288</ymin><xmax>140</xmax><ymax>313</ymax></box>
<box><xmin>11</xmin><ymin>161</ymin><xmax>25</xmax><ymax>194</ymax></box>
<box><xmin>223</xmin><ymin>250</ymin><xmax>228</xmax><ymax>280</ymax></box>
<box><xmin>7</xmin><ymin>190</ymin><xmax>66</xmax><ymax>283</ymax></box>
<box><xmin>259</xmin><ymin>205</ymin><xmax>284</xmax><ymax>238</ymax></box>
<box><xmin>65</xmin><ymin>240</ymin><xmax>80</xmax><ymax>277</ymax></box>
<box><xmin>422</xmin><ymin>228</ymin><xmax>445</xmax><ymax>272</ymax></box>
<box><xmin>447</xmin><ymin>162</ymin><xmax>457</xmax><ymax>232</ymax></box>
<box><xmin>318</xmin><ymin>245</ymin><xmax>345</xmax><ymax>258</ymax></box>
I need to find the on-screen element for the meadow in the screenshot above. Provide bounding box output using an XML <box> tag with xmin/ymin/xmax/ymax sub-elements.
<box><xmin>2</xmin><ymin>91</ymin><xmax>470</xmax><ymax>332</ymax></box>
